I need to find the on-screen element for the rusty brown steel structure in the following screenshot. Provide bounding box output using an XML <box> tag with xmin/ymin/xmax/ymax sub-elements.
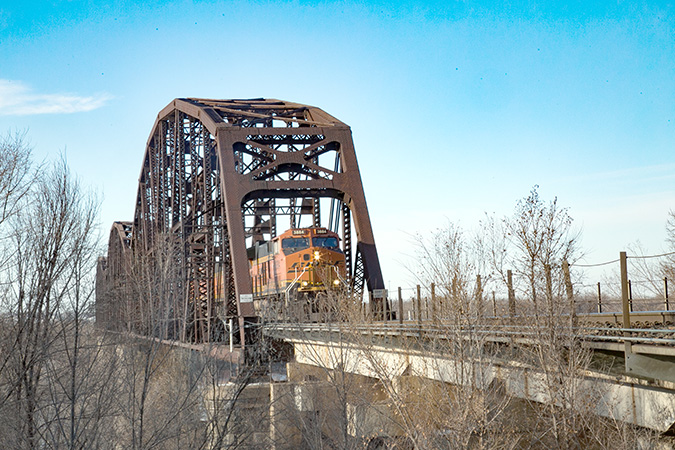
<box><xmin>96</xmin><ymin>221</ymin><xmax>132</xmax><ymax>329</ymax></box>
<box><xmin>96</xmin><ymin>98</ymin><xmax>385</xmax><ymax>346</ymax></box>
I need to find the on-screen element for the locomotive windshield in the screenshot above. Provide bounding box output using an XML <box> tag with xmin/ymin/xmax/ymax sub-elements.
<box><xmin>313</xmin><ymin>237</ymin><xmax>339</xmax><ymax>249</ymax></box>
<box><xmin>282</xmin><ymin>237</ymin><xmax>310</xmax><ymax>254</ymax></box>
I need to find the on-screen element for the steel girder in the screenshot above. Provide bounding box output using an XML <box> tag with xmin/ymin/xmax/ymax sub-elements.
<box><xmin>98</xmin><ymin>98</ymin><xmax>384</xmax><ymax>346</ymax></box>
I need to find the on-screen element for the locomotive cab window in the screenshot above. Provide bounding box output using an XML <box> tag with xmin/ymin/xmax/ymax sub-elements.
<box><xmin>313</xmin><ymin>237</ymin><xmax>339</xmax><ymax>249</ymax></box>
<box><xmin>282</xmin><ymin>237</ymin><xmax>310</xmax><ymax>254</ymax></box>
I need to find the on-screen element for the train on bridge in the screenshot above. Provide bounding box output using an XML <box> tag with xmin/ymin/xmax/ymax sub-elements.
<box><xmin>245</xmin><ymin>226</ymin><xmax>347</xmax><ymax>318</ymax></box>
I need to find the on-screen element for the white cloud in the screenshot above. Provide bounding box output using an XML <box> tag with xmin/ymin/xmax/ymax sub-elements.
<box><xmin>0</xmin><ymin>79</ymin><xmax>111</xmax><ymax>116</ymax></box>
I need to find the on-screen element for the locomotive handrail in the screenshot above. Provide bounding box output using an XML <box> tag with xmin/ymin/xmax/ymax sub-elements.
<box><xmin>284</xmin><ymin>267</ymin><xmax>307</xmax><ymax>306</ymax></box>
<box><xmin>333</xmin><ymin>265</ymin><xmax>348</xmax><ymax>288</ymax></box>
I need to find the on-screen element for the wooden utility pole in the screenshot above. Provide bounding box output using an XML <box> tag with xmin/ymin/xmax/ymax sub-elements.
<box><xmin>620</xmin><ymin>251</ymin><xmax>634</xmax><ymax>371</ymax></box>
<box><xmin>507</xmin><ymin>270</ymin><xmax>515</xmax><ymax>317</ymax></box>
<box><xmin>665</xmin><ymin>277</ymin><xmax>670</xmax><ymax>311</ymax></box>
<box><xmin>476</xmin><ymin>274</ymin><xmax>483</xmax><ymax>317</ymax></box>
<box><xmin>398</xmin><ymin>287</ymin><xmax>403</xmax><ymax>324</ymax></box>
<box><xmin>416</xmin><ymin>284</ymin><xmax>422</xmax><ymax>328</ymax></box>
<box><xmin>431</xmin><ymin>283</ymin><xmax>436</xmax><ymax>320</ymax></box>
<box><xmin>562</xmin><ymin>260</ymin><xmax>575</xmax><ymax>327</ymax></box>
<box><xmin>620</xmin><ymin>252</ymin><xmax>631</xmax><ymax>330</ymax></box>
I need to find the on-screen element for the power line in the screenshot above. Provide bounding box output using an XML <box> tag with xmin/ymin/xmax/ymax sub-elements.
<box><xmin>572</xmin><ymin>259</ymin><xmax>619</xmax><ymax>268</ymax></box>
<box><xmin>572</xmin><ymin>249</ymin><xmax>675</xmax><ymax>267</ymax></box>
<box><xmin>629</xmin><ymin>250</ymin><xmax>675</xmax><ymax>260</ymax></box>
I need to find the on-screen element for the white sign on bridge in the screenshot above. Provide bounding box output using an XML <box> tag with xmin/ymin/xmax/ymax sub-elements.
<box><xmin>372</xmin><ymin>289</ymin><xmax>388</xmax><ymax>299</ymax></box>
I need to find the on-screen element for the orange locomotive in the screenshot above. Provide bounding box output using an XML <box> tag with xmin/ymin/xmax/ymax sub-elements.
<box><xmin>248</xmin><ymin>227</ymin><xmax>346</xmax><ymax>300</ymax></box>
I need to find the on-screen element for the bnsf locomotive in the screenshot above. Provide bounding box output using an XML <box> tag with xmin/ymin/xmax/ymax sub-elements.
<box><xmin>248</xmin><ymin>227</ymin><xmax>346</xmax><ymax>305</ymax></box>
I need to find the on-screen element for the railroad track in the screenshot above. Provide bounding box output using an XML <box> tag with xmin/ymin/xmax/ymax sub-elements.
<box><xmin>262</xmin><ymin>318</ymin><xmax>675</xmax><ymax>356</ymax></box>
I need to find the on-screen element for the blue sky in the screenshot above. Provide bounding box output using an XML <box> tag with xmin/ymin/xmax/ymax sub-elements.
<box><xmin>1</xmin><ymin>0</ymin><xmax>674</xmax><ymax>292</ymax></box>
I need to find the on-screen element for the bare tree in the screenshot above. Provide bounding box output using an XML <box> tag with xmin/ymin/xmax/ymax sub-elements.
<box><xmin>661</xmin><ymin>210</ymin><xmax>675</xmax><ymax>292</ymax></box>
<box><xmin>0</xmin><ymin>155</ymin><xmax>102</xmax><ymax>448</ymax></box>
<box><xmin>0</xmin><ymin>134</ymin><xmax>274</xmax><ymax>449</ymax></box>
<box><xmin>408</xmin><ymin>222</ymin><xmax>491</xmax><ymax>319</ymax></box>
<box><xmin>397</xmin><ymin>188</ymin><xmax>662</xmax><ymax>449</ymax></box>
<box><xmin>506</xmin><ymin>186</ymin><xmax>580</xmax><ymax>316</ymax></box>
<box><xmin>34</xmin><ymin>160</ymin><xmax>117</xmax><ymax>450</ymax></box>
<box><xmin>0</xmin><ymin>130</ymin><xmax>33</xmax><ymax>228</ymax></box>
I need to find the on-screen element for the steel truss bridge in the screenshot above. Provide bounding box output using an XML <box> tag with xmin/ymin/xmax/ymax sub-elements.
<box><xmin>96</xmin><ymin>98</ymin><xmax>386</xmax><ymax>347</ymax></box>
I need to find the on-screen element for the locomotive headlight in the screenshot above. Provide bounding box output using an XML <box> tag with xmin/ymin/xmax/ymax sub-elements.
<box><xmin>314</xmin><ymin>251</ymin><xmax>320</xmax><ymax>260</ymax></box>
<box><xmin>302</xmin><ymin>281</ymin><xmax>308</xmax><ymax>286</ymax></box>
<box><xmin>333</xmin><ymin>279</ymin><xmax>340</xmax><ymax>286</ymax></box>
